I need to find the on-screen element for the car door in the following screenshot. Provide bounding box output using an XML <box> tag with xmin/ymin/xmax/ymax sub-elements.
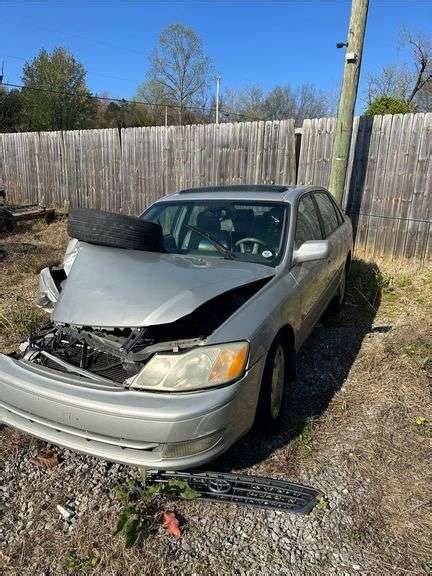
<box><xmin>313</xmin><ymin>191</ymin><xmax>344</xmax><ymax>300</ymax></box>
<box><xmin>290</xmin><ymin>193</ymin><xmax>327</xmax><ymax>346</ymax></box>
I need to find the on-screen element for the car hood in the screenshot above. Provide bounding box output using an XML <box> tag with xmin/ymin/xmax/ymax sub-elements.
<box><xmin>52</xmin><ymin>242</ymin><xmax>274</xmax><ymax>328</ymax></box>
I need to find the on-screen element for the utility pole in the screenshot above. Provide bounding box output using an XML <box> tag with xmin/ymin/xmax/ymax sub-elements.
<box><xmin>165</xmin><ymin>105</ymin><xmax>168</xmax><ymax>128</ymax></box>
<box><xmin>328</xmin><ymin>0</ymin><xmax>369</xmax><ymax>204</ymax></box>
<box><xmin>215</xmin><ymin>76</ymin><xmax>220</xmax><ymax>124</ymax></box>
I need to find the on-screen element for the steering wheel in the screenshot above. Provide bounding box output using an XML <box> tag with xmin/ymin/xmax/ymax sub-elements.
<box><xmin>235</xmin><ymin>237</ymin><xmax>269</xmax><ymax>255</ymax></box>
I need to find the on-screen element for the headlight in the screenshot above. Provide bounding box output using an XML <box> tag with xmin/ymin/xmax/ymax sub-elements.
<box><xmin>127</xmin><ymin>341</ymin><xmax>249</xmax><ymax>392</ymax></box>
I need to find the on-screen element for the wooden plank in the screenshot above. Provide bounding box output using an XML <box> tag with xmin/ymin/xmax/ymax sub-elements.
<box><xmin>384</xmin><ymin>113</ymin><xmax>415</xmax><ymax>258</ymax></box>
<box><xmin>348</xmin><ymin>115</ymin><xmax>377</xmax><ymax>252</ymax></box>
<box><xmin>404</xmin><ymin>113</ymin><xmax>431</xmax><ymax>259</ymax></box>
<box><xmin>378</xmin><ymin>113</ymin><xmax>404</xmax><ymax>258</ymax></box>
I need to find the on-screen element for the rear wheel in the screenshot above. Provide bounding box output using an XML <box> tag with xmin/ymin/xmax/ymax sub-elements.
<box><xmin>255</xmin><ymin>336</ymin><xmax>293</xmax><ymax>433</ymax></box>
<box><xmin>330</xmin><ymin>261</ymin><xmax>348</xmax><ymax>311</ymax></box>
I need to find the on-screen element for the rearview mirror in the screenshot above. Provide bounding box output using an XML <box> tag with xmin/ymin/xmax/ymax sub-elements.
<box><xmin>292</xmin><ymin>240</ymin><xmax>330</xmax><ymax>265</ymax></box>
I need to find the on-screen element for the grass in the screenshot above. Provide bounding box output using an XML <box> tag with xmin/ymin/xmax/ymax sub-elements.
<box><xmin>0</xmin><ymin>217</ymin><xmax>69</xmax><ymax>352</ymax></box>
<box><xmin>0</xmin><ymin>302</ymin><xmax>46</xmax><ymax>340</ymax></box>
<box><xmin>294</xmin><ymin>418</ymin><xmax>314</xmax><ymax>455</ymax></box>
<box><xmin>309</xmin><ymin>257</ymin><xmax>432</xmax><ymax>571</ymax></box>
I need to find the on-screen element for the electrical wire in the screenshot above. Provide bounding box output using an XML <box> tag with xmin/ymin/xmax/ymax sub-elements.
<box><xmin>0</xmin><ymin>81</ymin><xmax>262</xmax><ymax>121</ymax></box>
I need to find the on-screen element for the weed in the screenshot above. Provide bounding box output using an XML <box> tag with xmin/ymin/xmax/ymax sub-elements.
<box><xmin>415</xmin><ymin>417</ymin><xmax>431</xmax><ymax>438</ymax></box>
<box><xmin>65</xmin><ymin>551</ymin><xmax>99</xmax><ymax>572</ymax></box>
<box><xmin>404</xmin><ymin>341</ymin><xmax>432</xmax><ymax>371</ymax></box>
<box><xmin>376</xmin><ymin>270</ymin><xmax>393</xmax><ymax>291</ymax></box>
<box><xmin>340</xmin><ymin>401</ymin><xmax>349</xmax><ymax>414</ymax></box>
<box><xmin>30</xmin><ymin>219</ymin><xmax>48</xmax><ymax>233</ymax></box>
<box><xmin>295</xmin><ymin>418</ymin><xmax>314</xmax><ymax>455</ymax></box>
<box><xmin>115</xmin><ymin>478</ymin><xmax>199</xmax><ymax>547</ymax></box>
<box><xmin>316</xmin><ymin>496</ymin><xmax>329</xmax><ymax>514</ymax></box>
<box><xmin>0</xmin><ymin>302</ymin><xmax>46</xmax><ymax>338</ymax></box>
<box><xmin>348</xmin><ymin>260</ymin><xmax>385</xmax><ymax>311</ymax></box>
<box><xmin>349</xmin><ymin>528</ymin><xmax>368</xmax><ymax>543</ymax></box>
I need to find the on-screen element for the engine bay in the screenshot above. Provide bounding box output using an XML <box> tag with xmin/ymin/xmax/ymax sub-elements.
<box><xmin>23</xmin><ymin>276</ymin><xmax>270</xmax><ymax>385</ymax></box>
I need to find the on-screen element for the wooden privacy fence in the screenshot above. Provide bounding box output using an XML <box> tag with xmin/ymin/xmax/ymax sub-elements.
<box><xmin>297</xmin><ymin>113</ymin><xmax>431</xmax><ymax>262</ymax></box>
<box><xmin>0</xmin><ymin>120</ymin><xmax>296</xmax><ymax>213</ymax></box>
<box><xmin>0</xmin><ymin>113</ymin><xmax>430</xmax><ymax>262</ymax></box>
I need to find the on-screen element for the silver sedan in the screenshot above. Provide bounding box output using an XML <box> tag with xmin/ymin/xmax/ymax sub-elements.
<box><xmin>0</xmin><ymin>185</ymin><xmax>352</xmax><ymax>469</ymax></box>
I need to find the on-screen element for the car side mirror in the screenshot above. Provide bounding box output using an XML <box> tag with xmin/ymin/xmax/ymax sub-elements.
<box><xmin>292</xmin><ymin>240</ymin><xmax>330</xmax><ymax>265</ymax></box>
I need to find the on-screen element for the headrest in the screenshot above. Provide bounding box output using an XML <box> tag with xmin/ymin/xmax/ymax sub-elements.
<box><xmin>235</xmin><ymin>209</ymin><xmax>254</xmax><ymax>223</ymax></box>
<box><xmin>196</xmin><ymin>211</ymin><xmax>220</xmax><ymax>232</ymax></box>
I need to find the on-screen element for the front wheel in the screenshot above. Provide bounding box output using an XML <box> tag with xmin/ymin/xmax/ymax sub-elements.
<box><xmin>255</xmin><ymin>337</ymin><xmax>291</xmax><ymax>434</ymax></box>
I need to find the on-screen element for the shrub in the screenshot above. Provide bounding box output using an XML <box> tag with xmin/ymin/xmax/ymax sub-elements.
<box><xmin>364</xmin><ymin>96</ymin><xmax>412</xmax><ymax>116</ymax></box>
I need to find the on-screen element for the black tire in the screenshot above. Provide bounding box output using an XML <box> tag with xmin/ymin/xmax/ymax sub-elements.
<box><xmin>255</xmin><ymin>335</ymin><xmax>294</xmax><ymax>434</ymax></box>
<box><xmin>329</xmin><ymin>260</ymin><xmax>349</xmax><ymax>312</ymax></box>
<box><xmin>67</xmin><ymin>208</ymin><xmax>165</xmax><ymax>252</ymax></box>
<box><xmin>0</xmin><ymin>208</ymin><xmax>17</xmax><ymax>234</ymax></box>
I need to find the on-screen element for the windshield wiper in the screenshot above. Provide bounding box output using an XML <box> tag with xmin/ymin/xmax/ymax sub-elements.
<box><xmin>185</xmin><ymin>224</ymin><xmax>235</xmax><ymax>259</ymax></box>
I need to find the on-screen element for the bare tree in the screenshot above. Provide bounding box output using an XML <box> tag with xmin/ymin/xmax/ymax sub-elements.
<box><xmin>222</xmin><ymin>86</ymin><xmax>265</xmax><ymax>120</ymax></box>
<box><xmin>292</xmin><ymin>84</ymin><xmax>334</xmax><ymax>124</ymax></box>
<box><xmin>365</xmin><ymin>29</ymin><xmax>431</xmax><ymax>111</ymax></box>
<box><xmin>139</xmin><ymin>23</ymin><xmax>212</xmax><ymax>124</ymax></box>
<box><xmin>402</xmin><ymin>29</ymin><xmax>431</xmax><ymax>104</ymax></box>
<box><xmin>223</xmin><ymin>83</ymin><xmax>334</xmax><ymax>125</ymax></box>
<box><xmin>365</xmin><ymin>64</ymin><xmax>413</xmax><ymax>104</ymax></box>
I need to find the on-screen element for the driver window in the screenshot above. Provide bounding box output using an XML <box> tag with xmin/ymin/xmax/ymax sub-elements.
<box><xmin>295</xmin><ymin>195</ymin><xmax>322</xmax><ymax>249</ymax></box>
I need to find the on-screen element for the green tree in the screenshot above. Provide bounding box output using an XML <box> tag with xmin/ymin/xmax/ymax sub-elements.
<box><xmin>21</xmin><ymin>47</ymin><xmax>94</xmax><ymax>131</ymax></box>
<box><xmin>90</xmin><ymin>93</ymin><xmax>152</xmax><ymax>129</ymax></box>
<box><xmin>364</xmin><ymin>95</ymin><xmax>412</xmax><ymax>116</ymax></box>
<box><xmin>0</xmin><ymin>86</ymin><xmax>22</xmax><ymax>132</ymax></box>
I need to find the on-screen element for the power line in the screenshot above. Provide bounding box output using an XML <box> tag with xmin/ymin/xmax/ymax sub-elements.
<box><xmin>0</xmin><ymin>81</ymin><xmax>262</xmax><ymax>121</ymax></box>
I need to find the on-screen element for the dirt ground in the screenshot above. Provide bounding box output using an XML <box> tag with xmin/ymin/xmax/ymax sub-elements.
<box><xmin>1</xmin><ymin>219</ymin><xmax>431</xmax><ymax>575</ymax></box>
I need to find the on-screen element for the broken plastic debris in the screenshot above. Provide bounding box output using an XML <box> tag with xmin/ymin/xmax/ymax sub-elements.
<box><xmin>18</xmin><ymin>341</ymin><xmax>29</xmax><ymax>353</ymax></box>
<box><xmin>56</xmin><ymin>504</ymin><xmax>74</xmax><ymax>520</ymax></box>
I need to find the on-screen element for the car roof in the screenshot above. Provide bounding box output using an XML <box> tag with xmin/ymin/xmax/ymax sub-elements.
<box><xmin>156</xmin><ymin>185</ymin><xmax>319</xmax><ymax>204</ymax></box>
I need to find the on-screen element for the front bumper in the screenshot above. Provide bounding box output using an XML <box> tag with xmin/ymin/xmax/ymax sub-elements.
<box><xmin>0</xmin><ymin>354</ymin><xmax>264</xmax><ymax>469</ymax></box>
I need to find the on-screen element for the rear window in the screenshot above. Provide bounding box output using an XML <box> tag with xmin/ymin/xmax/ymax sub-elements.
<box><xmin>314</xmin><ymin>192</ymin><xmax>340</xmax><ymax>237</ymax></box>
<box><xmin>295</xmin><ymin>195</ymin><xmax>323</xmax><ymax>249</ymax></box>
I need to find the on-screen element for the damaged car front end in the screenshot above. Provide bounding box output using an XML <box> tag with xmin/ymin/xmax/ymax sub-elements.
<box><xmin>0</xmin><ymin>207</ymin><xmax>279</xmax><ymax>468</ymax></box>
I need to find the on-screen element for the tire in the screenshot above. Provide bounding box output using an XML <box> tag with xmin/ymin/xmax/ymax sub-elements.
<box><xmin>0</xmin><ymin>208</ymin><xmax>17</xmax><ymax>234</ymax></box>
<box><xmin>255</xmin><ymin>336</ymin><xmax>294</xmax><ymax>434</ymax></box>
<box><xmin>67</xmin><ymin>208</ymin><xmax>165</xmax><ymax>252</ymax></box>
<box><xmin>329</xmin><ymin>261</ymin><xmax>348</xmax><ymax>312</ymax></box>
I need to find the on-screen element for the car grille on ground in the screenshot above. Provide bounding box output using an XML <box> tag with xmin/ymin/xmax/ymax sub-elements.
<box><xmin>147</xmin><ymin>470</ymin><xmax>321</xmax><ymax>514</ymax></box>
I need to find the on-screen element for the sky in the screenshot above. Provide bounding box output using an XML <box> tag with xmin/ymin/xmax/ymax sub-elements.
<box><xmin>1</xmin><ymin>0</ymin><xmax>431</xmax><ymax>112</ymax></box>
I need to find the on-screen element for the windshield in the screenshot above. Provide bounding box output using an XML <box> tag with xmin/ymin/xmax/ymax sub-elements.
<box><xmin>142</xmin><ymin>200</ymin><xmax>289</xmax><ymax>265</ymax></box>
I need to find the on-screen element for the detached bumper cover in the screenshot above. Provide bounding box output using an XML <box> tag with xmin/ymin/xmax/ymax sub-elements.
<box><xmin>0</xmin><ymin>354</ymin><xmax>263</xmax><ymax>469</ymax></box>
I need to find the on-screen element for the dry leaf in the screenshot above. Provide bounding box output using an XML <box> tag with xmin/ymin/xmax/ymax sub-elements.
<box><xmin>29</xmin><ymin>451</ymin><xmax>59</xmax><ymax>469</ymax></box>
<box><xmin>162</xmin><ymin>511</ymin><xmax>181</xmax><ymax>538</ymax></box>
